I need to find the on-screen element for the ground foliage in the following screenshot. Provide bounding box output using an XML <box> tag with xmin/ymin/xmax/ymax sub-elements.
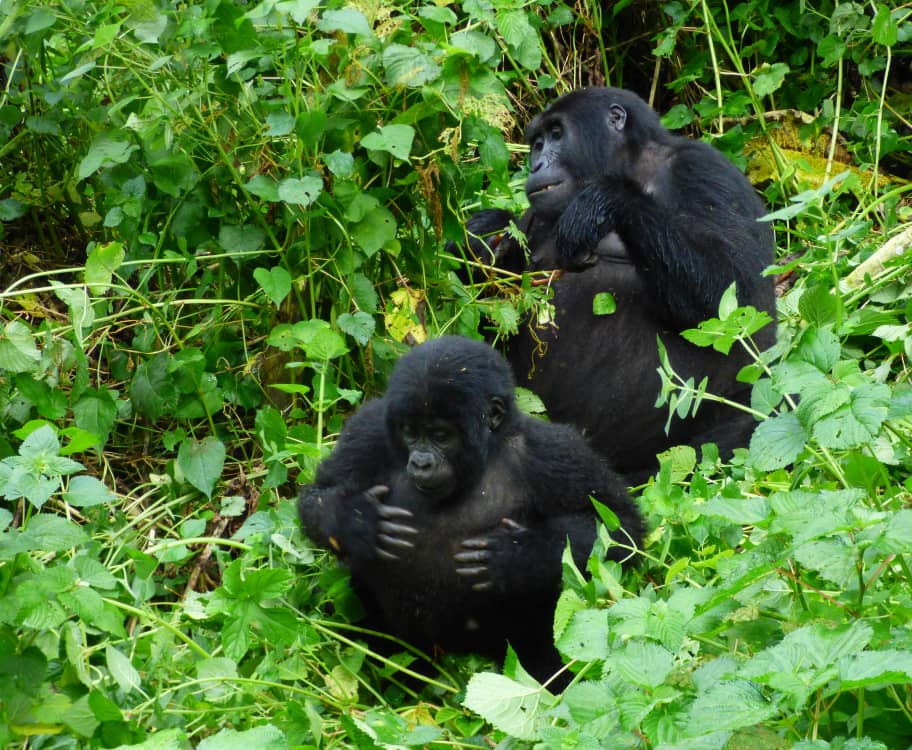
<box><xmin>1</xmin><ymin>0</ymin><xmax>912</xmax><ymax>748</ymax></box>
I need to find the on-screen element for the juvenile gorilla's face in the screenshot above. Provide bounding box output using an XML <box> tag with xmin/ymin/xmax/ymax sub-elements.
<box><xmin>396</xmin><ymin>417</ymin><xmax>462</xmax><ymax>498</ymax></box>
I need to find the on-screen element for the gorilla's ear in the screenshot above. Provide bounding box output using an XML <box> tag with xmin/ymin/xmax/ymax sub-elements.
<box><xmin>488</xmin><ymin>396</ymin><xmax>507</xmax><ymax>431</ymax></box>
<box><xmin>606</xmin><ymin>104</ymin><xmax>627</xmax><ymax>132</ymax></box>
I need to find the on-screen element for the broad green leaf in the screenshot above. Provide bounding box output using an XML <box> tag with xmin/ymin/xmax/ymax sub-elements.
<box><xmin>254</xmin><ymin>266</ymin><xmax>292</xmax><ymax>308</ymax></box>
<box><xmin>749</xmin><ymin>412</ymin><xmax>807</xmax><ymax>471</ymax></box>
<box><xmin>337</xmin><ymin>311</ymin><xmax>375</xmax><ymax>346</ymax></box>
<box><xmin>177</xmin><ymin>436</ymin><xmax>226</xmax><ymax>499</ymax></box>
<box><xmin>77</xmin><ymin>134</ymin><xmax>138</xmax><ymax>180</ymax></box>
<box><xmin>607</xmin><ymin>640</ymin><xmax>674</xmax><ymax>689</ymax></box>
<box><xmin>383</xmin><ymin>44</ymin><xmax>441</xmax><ymax>87</ymax></box>
<box><xmin>811</xmin><ymin>383</ymin><xmax>890</xmax><ymax>449</ymax></box>
<box><xmin>592</xmin><ymin>291</ymin><xmax>616</xmax><ymax>315</ymax></box>
<box><xmin>85</xmin><ymin>241</ymin><xmax>125</xmax><ymax>295</ymax></box>
<box><xmin>495</xmin><ymin>10</ymin><xmax>540</xmax><ymax>70</ymax></box>
<box><xmin>752</xmin><ymin>62</ymin><xmax>790</xmax><ymax>97</ymax></box>
<box><xmin>450</xmin><ymin>30</ymin><xmax>496</xmax><ymax>61</ymax></box>
<box><xmin>352</xmin><ymin>206</ymin><xmax>397</xmax><ymax>257</ymax></box>
<box><xmin>351</xmin><ymin>273</ymin><xmax>379</xmax><ymax>313</ymax></box>
<box><xmin>245</xmin><ymin>175</ymin><xmax>280</xmax><ymax>202</ymax></box>
<box><xmin>106</xmin><ymin>645</ymin><xmax>141</xmax><ymax>694</ymax></box>
<box><xmin>130</xmin><ymin>354</ymin><xmax>179</xmax><ymax>421</ymax></box>
<box><xmin>17</xmin><ymin>514</ymin><xmax>88</xmax><ymax>552</ymax></box>
<box><xmin>65</xmin><ymin>475</ymin><xmax>118</xmax><ymax>508</ymax></box>
<box><xmin>685</xmin><ymin>680</ymin><xmax>775</xmax><ymax>734</ymax></box>
<box><xmin>838</xmin><ymin>649</ymin><xmax>912</xmax><ymax>687</ymax></box>
<box><xmin>361</xmin><ymin>124</ymin><xmax>415</xmax><ymax>161</ymax></box>
<box><xmin>872</xmin><ymin>5</ymin><xmax>898</xmax><ymax>46</ymax></box>
<box><xmin>318</xmin><ymin>8</ymin><xmax>372</xmax><ymax>37</ymax></box>
<box><xmin>149</xmin><ymin>153</ymin><xmax>198</xmax><ymax>197</ymax></box>
<box><xmin>324</xmin><ymin>150</ymin><xmax>354</xmax><ymax>177</ymax></box>
<box><xmin>0</xmin><ymin>320</ymin><xmax>41</xmax><ymax>373</ymax></box>
<box><xmin>798</xmin><ymin>285</ymin><xmax>839</xmax><ymax>327</ymax></box>
<box><xmin>72</xmin><ymin>389</ymin><xmax>117</xmax><ymax>448</ymax></box>
<box><xmin>107</xmin><ymin>727</ymin><xmax>190</xmax><ymax>749</ymax></box>
<box><xmin>278</xmin><ymin>175</ymin><xmax>323</xmax><ymax>206</ymax></box>
<box><xmin>218</xmin><ymin>224</ymin><xmax>265</xmax><ymax>253</ymax></box>
<box><xmin>464</xmin><ymin>672</ymin><xmax>555</xmax><ymax>740</ymax></box>
<box><xmin>556</xmin><ymin>609</ymin><xmax>610</xmax><ymax>662</ymax></box>
<box><xmin>265</xmin><ymin>111</ymin><xmax>294</xmax><ymax>136</ymax></box>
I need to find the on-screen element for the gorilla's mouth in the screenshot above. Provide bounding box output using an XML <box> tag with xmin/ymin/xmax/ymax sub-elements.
<box><xmin>529</xmin><ymin>180</ymin><xmax>564</xmax><ymax>196</ymax></box>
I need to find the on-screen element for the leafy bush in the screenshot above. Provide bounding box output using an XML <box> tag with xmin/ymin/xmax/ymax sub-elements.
<box><xmin>1</xmin><ymin>0</ymin><xmax>912</xmax><ymax>748</ymax></box>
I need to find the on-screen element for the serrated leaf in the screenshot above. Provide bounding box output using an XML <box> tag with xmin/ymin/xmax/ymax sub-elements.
<box><xmin>607</xmin><ymin>640</ymin><xmax>674</xmax><ymax>689</ymax></box>
<box><xmin>495</xmin><ymin>10</ymin><xmax>540</xmax><ymax>70</ymax></box>
<box><xmin>318</xmin><ymin>8</ymin><xmax>372</xmax><ymax>37</ymax></box>
<box><xmin>337</xmin><ymin>312</ymin><xmax>375</xmax><ymax>346</ymax></box>
<box><xmin>77</xmin><ymin>134</ymin><xmax>137</xmax><ymax>180</ymax></box>
<box><xmin>749</xmin><ymin>412</ymin><xmax>807</xmax><ymax>471</ymax></box>
<box><xmin>463</xmin><ymin>672</ymin><xmax>555</xmax><ymax>741</ymax></box>
<box><xmin>556</xmin><ymin>608</ymin><xmax>610</xmax><ymax>662</ymax></box>
<box><xmin>382</xmin><ymin>44</ymin><xmax>441</xmax><ymax>87</ymax></box>
<box><xmin>515</xmin><ymin>386</ymin><xmax>547</xmax><ymax>415</ymax></box>
<box><xmin>21</xmin><ymin>514</ymin><xmax>88</xmax><ymax>552</ymax></box>
<box><xmin>177</xmin><ymin>437</ymin><xmax>226</xmax><ymax>499</ymax></box>
<box><xmin>872</xmin><ymin>4</ymin><xmax>898</xmax><ymax>46</ymax></box>
<box><xmin>838</xmin><ymin>649</ymin><xmax>912</xmax><ymax>687</ymax></box>
<box><xmin>254</xmin><ymin>266</ymin><xmax>292</xmax><ymax>308</ymax></box>
<box><xmin>65</xmin><ymin>475</ymin><xmax>118</xmax><ymax>508</ymax></box>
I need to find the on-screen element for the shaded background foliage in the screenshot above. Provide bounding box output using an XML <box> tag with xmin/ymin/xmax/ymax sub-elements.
<box><xmin>1</xmin><ymin>0</ymin><xmax>912</xmax><ymax>748</ymax></box>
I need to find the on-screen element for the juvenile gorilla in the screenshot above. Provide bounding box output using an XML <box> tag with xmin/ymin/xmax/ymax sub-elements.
<box><xmin>460</xmin><ymin>88</ymin><xmax>777</xmax><ymax>483</ymax></box>
<box><xmin>298</xmin><ymin>336</ymin><xmax>642</xmax><ymax>679</ymax></box>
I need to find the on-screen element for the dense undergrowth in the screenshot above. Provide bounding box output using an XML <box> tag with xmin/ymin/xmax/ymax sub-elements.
<box><xmin>2</xmin><ymin>0</ymin><xmax>912</xmax><ymax>748</ymax></box>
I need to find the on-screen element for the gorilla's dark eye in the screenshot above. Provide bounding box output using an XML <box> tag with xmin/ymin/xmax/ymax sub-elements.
<box><xmin>400</xmin><ymin>422</ymin><xmax>417</xmax><ymax>442</ymax></box>
<box><xmin>549</xmin><ymin>123</ymin><xmax>563</xmax><ymax>141</ymax></box>
<box><xmin>531</xmin><ymin>135</ymin><xmax>544</xmax><ymax>153</ymax></box>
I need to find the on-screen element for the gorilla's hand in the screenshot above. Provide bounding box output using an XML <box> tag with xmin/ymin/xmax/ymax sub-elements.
<box><xmin>557</xmin><ymin>179</ymin><xmax>628</xmax><ymax>270</ymax></box>
<box><xmin>351</xmin><ymin>485</ymin><xmax>418</xmax><ymax>561</ymax></box>
<box><xmin>454</xmin><ymin>518</ymin><xmax>529</xmax><ymax>592</ymax></box>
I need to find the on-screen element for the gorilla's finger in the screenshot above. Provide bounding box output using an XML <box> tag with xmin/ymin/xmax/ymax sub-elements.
<box><xmin>453</xmin><ymin>550</ymin><xmax>489</xmax><ymax>564</ymax></box>
<box><xmin>455</xmin><ymin>565</ymin><xmax>487</xmax><ymax>577</ymax></box>
<box><xmin>378</xmin><ymin>520</ymin><xmax>418</xmax><ymax>537</ymax></box>
<box><xmin>378</xmin><ymin>533</ymin><xmax>415</xmax><ymax>550</ymax></box>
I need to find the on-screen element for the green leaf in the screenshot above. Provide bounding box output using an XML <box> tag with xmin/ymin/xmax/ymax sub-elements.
<box><xmin>752</xmin><ymin>62</ymin><xmax>790</xmax><ymax>97</ymax></box>
<box><xmin>177</xmin><ymin>437</ymin><xmax>226</xmax><ymax>499</ymax></box>
<box><xmin>337</xmin><ymin>312</ymin><xmax>375</xmax><ymax>346</ymax></box>
<box><xmin>351</xmin><ymin>273</ymin><xmax>379</xmax><ymax>313</ymax></box>
<box><xmin>106</xmin><ymin>645</ymin><xmax>142</xmax><ymax>694</ymax></box>
<box><xmin>0</xmin><ymin>320</ymin><xmax>41</xmax><ymax>373</ymax></box>
<box><xmin>218</xmin><ymin>224</ymin><xmax>266</xmax><ymax>253</ymax></box>
<box><xmin>495</xmin><ymin>10</ymin><xmax>541</xmax><ymax>70</ymax></box>
<box><xmin>278</xmin><ymin>175</ymin><xmax>323</xmax><ymax>207</ymax></box>
<box><xmin>352</xmin><ymin>206</ymin><xmax>397</xmax><ymax>257</ymax></box>
<box><xmin>383</xmin><ymin>44</ymin><xmax>441</xmax><ymax>87</ymax></box>
<box><xmin>838</xmin><ymin>649</ymin><xmax>912</xmax><ymax>688</ymax></box>
<box><xmin>85</xmin><ymin>241</ymin><xmax>125</xmax><ymax>295</ymax></box>
<box><xmin>798</xmin><ymin>285</ymin><xmax>839</xmax><ymax>327</ymax></box>
<box><xmin>130</xmin><ymin>354</ymin><xmax>179</xmax><ymax>421</ymax></box>
<box><xmin>463</xmin><ymin>672</ymin><xmax>556</xmax><ymax>740</ymax></box>
<box><xmin>515</xmin><ymin>386</ymin><xmax>547</xmax><ymax>415</ymax></box>
<box><xmin>65</xmin><ymin>475</ymin><xmax>118</xmax><ymax>508</ymax></box>
<box><xmin>685</xmin><ymin>680</ymin><xmax>775</xmax><ymax>734</ymax></box>
<box><xmin>103</xmin><ymin>727</ymin><xmax>190</xmax><ymax>749</ymax></box>
<box><xmin>450</xmin><ymin>30</ymin><xmax>496</xmax><ymax>61</ymax></box>
<box><xmin>749</xmin><ymin>412</ymin><xmax>807</xmax><ymax>471</ymax></box>
<box><xmin>22</xmin><ymin>514</ymin><xmax>88</xmax><ymax>552</ymax></box>
<box><xmin>361</xmin><ymin>124</ymin><xmax>415</xmax><ymax>162</ymax></box>
<box><xmin>245</xmin><ymin>175</ymin><xmax>280</xmax><ymax>202</ymax></box>
<box><xmin>254</xmin><ymin>266</ymin><xmax>293</xmax><ymax>308</ymax></box>
<box><xmin>607</xmin><ymin>641</ymin><xmax>674</xmax><ymax>689</ymax></box>
<box><xmin>556</xmin><ymin>609</ymin><xmax>610</xmax><ymax>661</ymax></box>
<box><xmin>811</xmin><ymin>383</ymin><xmax>890</xmax><ymax>449</ymax></box>
<box><xmin>77</xmin><ymin>133</ymin><xmax>138</xmax><ymax>180</ymax></box>
<box><xmin>72</xmin><ymin>388</ymin><xmax>117</xmax><ymax>448</ymax></box>
<box><xmin>149</xmin><ymin>153</ymin><xmax>198</xmax><ymax>197</ymax></box>
<box><xmin>592</xmin><ymin>291</ymin><xmax>616</xmax><ymax>316</ymax></box>
<box><xmin>872</xmin><ymin>5</ymin><xmax>898</xmax><ymax>46</ymax></box>
<box><xmin>318</xmin><ymin>8</ymin><xmax>372</xmax><ymax>37</ymax></box>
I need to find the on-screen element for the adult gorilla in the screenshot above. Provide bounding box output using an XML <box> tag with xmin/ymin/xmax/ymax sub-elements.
<box><xmin>298</xmin><ymin>336</ymin><xmax>642</xmax><ymax>681</ymax></box>
<box><xmin>460</xmin><ymin>88</ymin><xmax>777</xmax><ymax>483</ymax></box>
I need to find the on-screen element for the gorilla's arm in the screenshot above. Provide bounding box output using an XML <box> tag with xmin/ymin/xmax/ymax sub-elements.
<box><xmin>297</xmin><ymin>399</ymin><xmax>418</xmax><ymax>565</ymax></box>
<box><xmin>454</xmin><ymin>421</ymin><xmax>641</xmax><ymax>593</ymax></box>
<box><xmin>556</xmin><ymin>140</ymin><xmax>773</xmax><ymax>329</ymax></box>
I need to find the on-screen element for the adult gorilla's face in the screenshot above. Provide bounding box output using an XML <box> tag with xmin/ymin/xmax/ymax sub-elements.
<box><xmin>524</xmin><ymin>96</ymin><xmax>632</xmax><ymax>220</ymax></box>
